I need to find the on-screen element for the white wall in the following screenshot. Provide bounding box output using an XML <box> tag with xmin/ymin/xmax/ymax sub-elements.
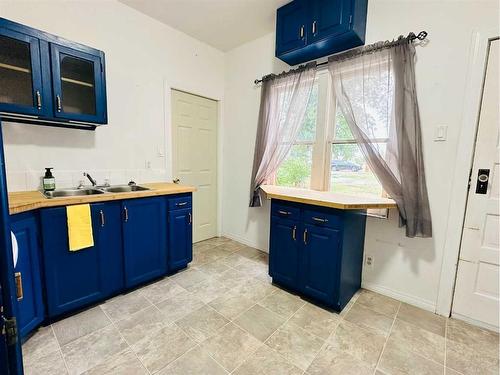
<box><xmin>222</xmin><ymin>0</ymin><xmax>499</xmax><ymax>312</ymax></box>
<box><xmin>0</xmin><ymin>0</ymin><xmax>225</xmax><ymax>190</ymax></box>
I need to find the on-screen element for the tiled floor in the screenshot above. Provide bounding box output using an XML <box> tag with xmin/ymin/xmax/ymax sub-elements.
<box><xmin>22</xmin><ymin>237</ymin><xmax>499</xmax><ymax>375</ymax></box>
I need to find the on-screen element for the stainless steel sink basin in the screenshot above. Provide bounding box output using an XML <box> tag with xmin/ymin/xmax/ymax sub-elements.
<box><xmin>100</xmin><ymin>185</ymin><xmax>150</xmax><ymax>193</ymax></box>
<box><xmin>43</xmin><ymin>188</ymin><xmax>105</xmax><ymax>198</ymax></box>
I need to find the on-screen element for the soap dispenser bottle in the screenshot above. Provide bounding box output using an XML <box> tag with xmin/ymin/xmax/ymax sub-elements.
<box><xmin>43</xmin><ymin>168</ymin><xmax>56</xmax><ymax>191</ymax></box>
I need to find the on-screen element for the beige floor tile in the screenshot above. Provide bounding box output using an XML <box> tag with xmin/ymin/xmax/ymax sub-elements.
<box><xmin>307</xmin><ymin>344</ymin><xmax>373</xmax><ymax>375</ymax></box>
<box><xmin>216</xmin><ymin>268</ymin><xmax>252</xmax><ymax>289</ymax></box>
<box><xmin>201</xmin><ymin>236</ymin><xmax>233</xmax><ymax>248</ymax></box>
<box><xmin>447</xmin><ymin>318</ymin><xmax>499</xmax><ymax>358</ymax></box>
<box><xmin>235</xmin><ymin>258</ymin><xmax>268</xmax><ymax>278</ymax></box>
<box><xmin>194</xmin><ymin>259</ymin><xmax>231</xmax><ymax>277</ymax></box>
<box><xmin>61</xmin><ymin>325</ymin><xmax>128</xmax><ymax>375</ymax></box>
<box><xmin>22</xmin><ymin>326</ymin><xmax>60</xmax><ymax>363</ymax></box>
<box><xmin>171</xmin><ymin>268</ymin><xmax>208</xmax><ymax>289</ymax></box>
<box><xmin>157</xmin><ymin>346</ymin><xmax>227</xmax><ymax>375</ymax></box>
<box><xmin>187</xmin><ymin>277</ymin><xmax>231</xmax><ymax>304</ymax></box>
<box><xmin>344</xmin><ymin>303</ymin><xmax>394</xmax><ymax>335</ymax></box>
<box><xmin>265</xmin><ymin>322</ymin><xmax>324</xmax><ymax>371</ymax></box>
<box><xmin>259</xmin><ymin>290</ymin><xmax>305</xmax><ymax>319</ymax></box>
<box><xmin>218</xmin><ymin>240</ymin><xmax>246</xmax><ymax>253</ymax></box>
<box><xmin>327</xmin><ymin>320</ymin><xmax>386</xmax><ymax>368</ymax></box>
<box><xmin>234</xmin><ymin>304</ymin><xmax>287</xmax><ymax>342</ymax></box>
<box><xmin>230</xmin><ymin>277</ymin><xmax>277</xmax><ymax>302</ymax></box>
<box><xmin>139</xmin><ymin>278</ymin><xmax>185</xmax><ymax>305</ymax></box>
<box><xmin>397</xmin><ymin>303</ymin><xmax>446</xmax><ymax>337</ymax></box>
<box><xmin>220</xmin><ymin>253</ymin><xmax>249</xmax><ymax>268</ymax></box>
<box><xmin>446</xmin><ymin>337</ymin><xmax>498</xmax><ymax>375</ymax></box>
<box><xmin>23</xmin><ymin>349</ymin><xmax>68</xmax><ymax>375</ymax></box>
<box><xmin>155</xmin><ymin>289</ymin><xmax>205</xmax><ymax>323</ymax></box>
<box><xmin>236</xmin><ymin>246</ymin><xmax>265</xmax><ymax>260</ymax></box>
<box><xmin>130</xmin><ymin>323</ymin><xmax>197</xmax><ymax>373</ymax></box>
<box><xmin>444</xmin><ymin>368</ymin><xmax>462</xmax><ymax>375</ymax></box>
<box><xmin>378</xmin><ymin>340</ymin><xmax>444</xmax><ymax>375</ymax></box>
<box><xmin>390</xmin><ymin>319</ymin><xmax>445</xmax><ymax>364</ymax></box>
<box><xmin>356</xmin><ymin>289</ymin><xmax>401</xmax><ymax>317</ymax></box>
<box><xmin>289</xmin><ymin>303</ymin><xmax>339</xmax><ymax>340</ymax></box>
<box><xmin>233</xmin><ymin>344</ymin><xmax>302</xmax><ymax>375</ymax></box>
<box><xmin>176</xmin><ymin>305</ymin><xmax>229</xmax><ymax>343</ymax></box>
<box><xmin>201</xmin><ymin>322</ymin><xmax>261</xmax><ymax>372</ymax></box>
<box><xmin>52</xmin><ymin>306</ymin><xmax>111</xmax><ymax>346</ymax></box>
<box><xmin>209</xmin><ymin>289</ymin><xmax>256</xmax><ymax>320</ymax></box>
<box><xmin>83</xmin><ymin>349</ymin><xmax>147</xmax><ymax>375</ymax></box>
<box><xmin>100</xmin><ymin>290</ymin><xmax>151</xmax><ymax>323</ymax></box>
<box><xmin>115</xmin><ymin>305</ymin><xmax>170</xmax><ymax>344</ymax></box>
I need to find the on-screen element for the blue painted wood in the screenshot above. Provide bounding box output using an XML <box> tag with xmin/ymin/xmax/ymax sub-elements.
<box><xmin>122</xmin><ymin>197</ymin><xmax>167</xmax><ymax>288</ymax></box>
<box><xmin>10</xmin><ymin>212</ymin><xmax>44</xmax><ymax>339</ymax></box>
<box><xmin>268</xmin><ymin>199</ymin><xmax>366</xmax><ymax>311</ymax></box>
<box><xmin>275</xmin><ymin>0</ymin><xmax>308</xmax><ymax>56</ymax></box>
<box><xmin>0</xmin><ymin>17</ymin><xmax>107</xmax><ymax>128</ymax></box>
<box><xmin>167</xmin><ymin>206</ymin><xmax>192</xmax><ymax>272</ymax></box>
<box><xmin>40</xmin><ymin>206</ymin><xmax>106</xmax><ymax>318</ymax></box>
<box><xmin>0</xmin><ymin>119</ymin><xmax>24</xmax><ymax>374</ymax></box>
<box><xmin>275</xmin><ymin>0</ymin><xmax>368</xmax><ymax>66</ymax></box>
<box><xmin>168</xmin><ymin>195</ymin><xmax>192</xmax><ymax>210</ymax></box>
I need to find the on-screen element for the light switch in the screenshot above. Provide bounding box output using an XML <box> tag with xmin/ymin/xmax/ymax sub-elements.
<box><xmin>434</xmin><ymin>125</ymin><xmax>447</xmax><ymax>141</ymax></box>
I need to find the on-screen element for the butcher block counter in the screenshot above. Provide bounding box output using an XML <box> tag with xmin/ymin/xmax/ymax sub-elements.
<box><xmin>8</xmin><ymin>182</ymin><xmax>196</xmax><ymax>215</ymax></box>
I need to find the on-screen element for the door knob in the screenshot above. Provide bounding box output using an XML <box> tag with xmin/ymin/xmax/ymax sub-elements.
<box><xmin>475</xmin><ymin>169</ymin><xmax>490</xmax><ymax>194</ymax></box>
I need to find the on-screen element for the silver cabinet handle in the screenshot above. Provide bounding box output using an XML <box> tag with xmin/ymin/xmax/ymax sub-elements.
<box><xmin>176</xmin><ymin>202</ymin><xmax>188</xmax><ymax>207</ymax></box>
<box><xmin>100</xmin><ymin>210</ymin><xmax>105</xmax><ymax>227</ymax></box>
<box><xmin>292</xmin><ymin>225</ymin><xmax>297</xmax><ymax>241</ymax></box>
<box><xmin>36</xmin><ymin>90</ymin><xmax>42</xmax><ymax>109</ymax></box>
<box><xmin>312</xmin><ymin>20</ymin><xmax>317</xmax><ymax>34</ymax></box>
<box><xmin>300</xmin><ymin>25</ymin><xmax>304</xmax><ymax>39</ymax></box>
<box><xmin>303</xmin><ymin>228</ymin><xmax>308</xmax><ymax>245</ymax></box>
<box><xmin>278</xmin><ymin>210</ymin><xmax>291</xmax><ymax>216</ymax></box>
<box><xmin>56</xmin><ymin>95</ymin><xmax>62</xmax><ymax>112</ymax></box>
<box><xmin>124</xmin><ymin>206</ymin><xmax>128</xmax><ymax>222</ymax></box>
<box><xmin>188</xmin><ymin>212</ymin><xmax>192</xmax><ymax>225</ymax></box>
<box><xmin>312</xmin><ymin>217</ymin><xmax>328</xmax><ymax>223</ymax></box>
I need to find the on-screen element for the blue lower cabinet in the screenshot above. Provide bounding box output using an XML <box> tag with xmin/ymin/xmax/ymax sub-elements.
<box><xmin>269</xmin><ymin>216</ymin><xmax>300</xmax><ymax>289</ymax></box>
<box><xmin>269</xmin><ymin>199</ymin><xmax>365</xmax><ymax>311</ymax></box>
<box><xmin>122</xmin><ymin>197</ymin><xmax>167</xmax><ymax>288</ymax></box>
<box><xmin>168</xmin><ymin>207</ymin><xmax>192</xmax><ymax>272</ymax></box>
<box><xmin>10</xmin><ymin>212</ymin><xmax>44</xmax><ymax>338</ymax></box>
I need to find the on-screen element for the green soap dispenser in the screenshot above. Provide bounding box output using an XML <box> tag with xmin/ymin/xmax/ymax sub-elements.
<box><xmin>43</xmin><ymin>168</ymin><xmax>56</xmax><ymax>191</ymax></box>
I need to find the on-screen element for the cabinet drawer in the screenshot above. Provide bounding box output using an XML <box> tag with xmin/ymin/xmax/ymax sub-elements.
<box><xmin>271</xmin><ymin>202</ymin><xmax>300</xmax><ymax>221</ymax></box>
<box><xmin>303</xmin><ymin>208</ymin><xmax>342</xmax><ymax>229</ymax></box>
<box><xmin>168</xmin><ymin>196</ymin><xmax>192</xmax><ymax>210</ymax></box>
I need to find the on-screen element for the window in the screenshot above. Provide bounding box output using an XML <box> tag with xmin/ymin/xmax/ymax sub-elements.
<box><xmin>274</xmin><ymin>70</ymin><xmax>387</xmax><ymax>199</ymax></box>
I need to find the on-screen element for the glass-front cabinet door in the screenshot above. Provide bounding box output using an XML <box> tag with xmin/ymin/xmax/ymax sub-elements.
<box><xmin>50</xmin><ymin>44</ymin><xmax>106</xmax><ymax>123</ymax></box>
<box><xmin>0</xmin><ymin>28</ymin><xmax>45</xmax><ymax>116</ymax></box>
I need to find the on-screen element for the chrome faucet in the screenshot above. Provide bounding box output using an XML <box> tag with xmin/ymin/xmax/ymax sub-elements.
<box><xmin>83</xmin><ymin>172</ymin><xmax>97</xmax><ymax>186</ymax></box>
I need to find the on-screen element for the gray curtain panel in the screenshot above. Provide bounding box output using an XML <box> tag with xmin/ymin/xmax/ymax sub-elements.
<box><xmin>249</xmin><ymin>62</ymin><xmax>317</xmax><ymax>207</ymax></box>
<box><xmin>328</xmin><ymin>39</ymin><xmax>432</xmax><ymax>237</ymax></box>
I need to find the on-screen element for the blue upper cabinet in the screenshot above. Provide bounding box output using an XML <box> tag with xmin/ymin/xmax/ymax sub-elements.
<box><xmin>276</xmin><ymin>0</ymin><xmax>368</xmax><ymax>66</ymax></box>
<box><xmin>0</xmin><ymin>18</ymin><xmax>107</xmax><ymax>129</ymax></box>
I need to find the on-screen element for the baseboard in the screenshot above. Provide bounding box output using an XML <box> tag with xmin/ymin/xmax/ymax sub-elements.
<box><xmin>221</xmin><ymin>232</ymin><xmax>268</xmax><ymax>253</ymax></box>
<box><xmin>451</xmin><ymin>312</ymin><xmax>499</xmax><ymax>332</ymax></box>
<box><xmin>361</xmin><ymin>282</ymin><xmax>437</xmax><ymax>314</ymax></box>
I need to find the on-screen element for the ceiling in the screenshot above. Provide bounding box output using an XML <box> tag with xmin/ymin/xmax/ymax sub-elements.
<box><xmin>119</xmin><ymin>0</ymin><xmax>289</xmax><ymax>51</ymax></box>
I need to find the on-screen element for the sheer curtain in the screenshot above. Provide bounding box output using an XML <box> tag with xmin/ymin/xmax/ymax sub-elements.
<box><xmin>328</xmin><ymin>39</ymin><xmax>432</xmax><ymax>237</ymax></box>
<box><xmin>249</xmin><ymin>62</ymin><xmax>317</xmax><ymax>207</ymax></box>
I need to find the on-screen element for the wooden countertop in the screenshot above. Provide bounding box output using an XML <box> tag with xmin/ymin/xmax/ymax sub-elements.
<box><xmin>9</xmin><ymin>182</ymin><xmax>196</xmax><ymax>215</ymax></box>
<box><xmin>260</xmin><ymin>185</ymin><xmax>397</xmax><ymax>210</ymax></box>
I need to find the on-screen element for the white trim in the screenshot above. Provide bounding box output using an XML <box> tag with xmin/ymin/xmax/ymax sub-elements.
<box><xmin>452</xmin><ymin>312</ymin><xmax>500</xmax><ymax>333</ymax></box>
<box><xmin>222</xmin><ymin>231</ymin><xmax>268</xmax><ymax>252</ymax></box>
<box><xmin>362</xmin><ymin>282</ymin><xmax>436</xmax><ymax>312</ymax></box>
<box><xmin>435</xmin><ymin>29</ymin><xmax>499</xmax><ymax>316</ymax></box>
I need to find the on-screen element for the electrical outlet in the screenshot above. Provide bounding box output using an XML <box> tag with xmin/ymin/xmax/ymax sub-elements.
<box><xmin>365</xmin><ymin>255</ymin><xmax>374</xmax><ymax>269</ymax></box>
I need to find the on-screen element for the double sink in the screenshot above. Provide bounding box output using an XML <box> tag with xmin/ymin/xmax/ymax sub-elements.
<box><xmin>43</xmin><ymin>184</ymin><xmax>150</xmax><ymax>199</ymax></box>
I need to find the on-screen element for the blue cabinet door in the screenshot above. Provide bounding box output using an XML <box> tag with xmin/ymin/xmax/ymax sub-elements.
<box><xmin>91</xmin><ymin>202</ymin><xmax>124</xmax><ymax>298</ymax></box>
<box><xmin>168</xmin><ymin>207</ymin><xmax>192</xmax><ymax>272</ymax></box>
<box><xmin>300</xmin><ymin>224</ymin><xmax>340</xmax><ymax>305</ymax></box>
<box><xmin>10</xmin><ymin>212</ymin><xmax>44</xmax><ymax>338</ymax></box>
<box><xmin>269</xmin><ymin>216</ymin><xmax>300</xmax><ymax>289</ymax></box>
<box><xmin>40</xmin><ymin>206</ymin><xmax>105</xmax><ymax>317</ymax></box>
<box><xmin>309</xmin><ymin>0</ymin><xmax>352</xmax><ymax>43</ymax></box>
<box><xmin>122</xmin><ymin>197</ymin><xmax>167</xmax><ymax>288</ymax></box>
<box><xmin>50</xmin><ymin>44</ymin><xmax>106</xmax><ymax>124</ymax></box>
<box><xmin>0</xmin><ymin>27</ymin><xmax>46</xmax><ymax>117</ymax></box>
<box><xmin>276</xmin><ymin>0</ymin><xmax>308</xmax><ymax>55</ymax></box>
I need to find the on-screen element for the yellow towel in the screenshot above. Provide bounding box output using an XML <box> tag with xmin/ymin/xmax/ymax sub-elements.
<box><xmin>66</xmin><ymin>204</ymin><xmax>94</xmax><ymax>251</ymax></box>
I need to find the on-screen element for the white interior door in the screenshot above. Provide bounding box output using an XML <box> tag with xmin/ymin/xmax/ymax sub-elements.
<box><xmin>171</xmin><ymin>89</ymin><xmax>217</xmax><ymax>243</ymax></box>
<box><xmin>452</xmin><ymin>38</ymin><xmax>500</xmax><ymax>329</ymax></box>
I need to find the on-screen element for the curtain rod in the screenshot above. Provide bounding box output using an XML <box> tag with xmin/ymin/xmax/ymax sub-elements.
<box><xmin>254</xmin><ymin>31</ymin><xmax>428</xmax><ymax>85</ymax></box>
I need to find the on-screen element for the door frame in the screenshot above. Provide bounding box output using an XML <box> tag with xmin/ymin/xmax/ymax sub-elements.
<box><xmin>163</xmin><ymin>80</ymin><xmax>223</xmax><ymax>240</ymax></box>
<box><xmin>436</xmin><ymin>29</ymin><xmax>499</xmax><ymax>318</ymax></box>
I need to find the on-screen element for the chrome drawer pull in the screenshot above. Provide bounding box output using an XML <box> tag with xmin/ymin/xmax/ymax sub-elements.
<box><xmin>292</xmin><ymin>225</ymin><xmax>297</xmax><ymax>241</ymax></box>
<box><xmin>176</xmin><ymin>202</ymin><xmax>188</xmax><ymax>206</ymax></box>
<box><xmin>100</xmin><ymin>210</ymin><xmax>105</xmax><ymax>227</ymax></box>
<box><xmin>278</xmin><ymin>210</ymin><xmax>291</xmax><ymax>215</ymax></box>
<box><xmin>303</xmin><ymin>228</ymin><xmax>308</xmax><ymax>245</ymax></box>
<box><xmin>312</xmin><ymin>217</ymin><xmax>328</xmax><ymax>223</ymax></box>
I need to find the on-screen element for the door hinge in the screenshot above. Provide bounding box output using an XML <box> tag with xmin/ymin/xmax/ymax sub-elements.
<box><xmin>2</xmin><ymin>316</ymin><xmax>18</xmax><ymax>346</ymax></box>
<box><xmin>467</xmin><ymin>168</ymin><xmax>473</xmax><ymax>190</ymax></box>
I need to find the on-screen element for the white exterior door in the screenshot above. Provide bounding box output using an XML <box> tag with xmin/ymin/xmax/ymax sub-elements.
<box><xmin>452</xmin><ymin>39</ymin><xmax>500</xmax><ymax>329</ymax></box>
<box><xmin>171</xmin><ymin>89</ymin><xmax>218</xmax><ymax>242</ymax></box>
